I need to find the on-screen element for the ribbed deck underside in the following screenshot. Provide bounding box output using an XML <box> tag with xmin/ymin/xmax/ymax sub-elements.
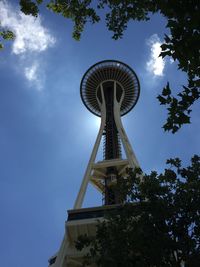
<box><xmin>80</xmin><ymin>60</ymin><xmax>140</xmax><ymax>117</ymax></box>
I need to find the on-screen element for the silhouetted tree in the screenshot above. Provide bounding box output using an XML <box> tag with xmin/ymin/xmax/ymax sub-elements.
<box><xmin>76</xmin><ymin>155</ymin><xmax>200</xmax><ymax>267</ymax></box>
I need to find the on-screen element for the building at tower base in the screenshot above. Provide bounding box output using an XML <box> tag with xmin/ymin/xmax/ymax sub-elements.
<box><xmin>49</xmin><ymin>205</ymin><xmax>121</xmax><ymax>267</ymax></box>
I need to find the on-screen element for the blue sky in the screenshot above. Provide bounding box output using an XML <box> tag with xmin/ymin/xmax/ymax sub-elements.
<box><xmin>0</xmin><ymin>1</ymin><xmax>199</xmax><ymax>266</ymax></box>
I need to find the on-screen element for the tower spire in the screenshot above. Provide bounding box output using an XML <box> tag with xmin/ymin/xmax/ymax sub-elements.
<box><xmin>75</xmin><ymin>60</ymin><xmax>140</xmax><ymax>208</ymax></box>
<box><xmin>49</xmin><ymin>60</ymin><xmax>141</xmax><ymax>267</ymax></box>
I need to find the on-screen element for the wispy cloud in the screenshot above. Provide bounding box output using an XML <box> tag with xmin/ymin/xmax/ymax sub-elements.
<box><xmin>24</xmin><ymin>61</ymin><xmax>43</xmax><ymax>90</ymax></box>
<box><xmin>24</xmin><ymin>63</ymin><xmax>38</xmax><ymax>81</ymax></box>
<box><xmin>0</xmin><ymin>0</ymin><xmax>56</xmax><ymax>89</ymax></box>
<box><xmin>146</xmin><ymin>34</ymin><xmax>165</xmax><ymax>77</ymax></box>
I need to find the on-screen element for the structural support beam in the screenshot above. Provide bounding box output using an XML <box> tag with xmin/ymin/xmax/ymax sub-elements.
<box><xmin>113</xmin><ymin>82</ymin><xmax>140</xmax><ymax>169</ymax></box>
<box><xmin>74</xmin><ymin>85</ymin><xmax>106</xmax><ymax>209</ymax></box>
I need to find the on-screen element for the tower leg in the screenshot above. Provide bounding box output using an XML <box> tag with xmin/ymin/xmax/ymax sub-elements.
<box><xmin>74</xmin><ymin>86</ymin><xmax>106</xmax><ymax>209</ymax></box>
<box><xmin>113</xmin><ymin>84</ymin><xmax>140</xmax><ymax>169</ymax></box>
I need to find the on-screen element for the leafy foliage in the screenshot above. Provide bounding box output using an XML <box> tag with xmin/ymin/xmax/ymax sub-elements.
<box><xmin>157</xmin><ymin>1</ymin><xmax>200</xmax><ymax>133</ymax></box>
<box><xmin>0</xmin><ymin>29</ymin><xmax>15</xmax><ymax>50</ymax></box>
<box><xmin>1</xmin><ymin>1</ymin><xmax>199</xmax><ymax>132</ymax></box>
<box><xmin>76</xmin><ymin>155</ymin><xmax>200</xmax><ymax>267</ymax></box>
<box><xmin>46</xmin><ymin>0</ymin><xmax>100</xmax><ymax>40</ymax></box>
<box><xmin>19</xmin><ymin>0</ymin><xmax>42</xmax><ymax>17</ymax></box>
<box><xmin>158</xmin><ymin>81</ymin><xmax>199</xmax><ymax>133</ymax></box>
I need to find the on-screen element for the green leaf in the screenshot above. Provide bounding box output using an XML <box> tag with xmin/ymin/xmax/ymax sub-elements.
<box><xmin>162</xmin><ymin>82</ymin><xmax>171</xmax><ymax>96</ymax></box>
<box><xmin>1</xmin><ymin>30</ymin><xmax>15</xmax><ymax>40</ymax></box>
<box><xmin>157</xmin><ymin>95</ymin><xmax>167</xmax><ymax>105</ymax></box>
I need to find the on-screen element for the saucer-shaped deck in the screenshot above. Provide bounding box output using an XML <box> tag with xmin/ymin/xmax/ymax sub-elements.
<box><xmin>80</xmin><ymin>60</ymin><xmax>140</xmax><ymax>117</ymax></box>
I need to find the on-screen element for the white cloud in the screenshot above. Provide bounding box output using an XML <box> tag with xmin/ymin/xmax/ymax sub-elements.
<box><xmin>0</xmin><ymin>1</ymin><xmax>55</xmax><ymax>54</ymax></box>
<box><xmin>0</xmin><ymin>0</ymin><xmax>56</xmax><ymax>90</ymax></box>
<box><xmin>25</xmin><ymin>63</ymin><xmax>38</xmax><ymax>81</ymax></box>
<box><xmin>146</xmin><ymin>34</ymin><xmax>165</xmax><ymax>77</ymax></box>
<box><xmin>24</xmin><ymin>61</ymin><xmax>43</xmax><ymax>90</ymax></box>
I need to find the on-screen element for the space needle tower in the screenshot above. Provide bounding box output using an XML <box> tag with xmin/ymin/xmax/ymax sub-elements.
<box><xmin>49</xmin><ymin>60</ymin><xmax>140</xmax><ymax>266</ymax></box>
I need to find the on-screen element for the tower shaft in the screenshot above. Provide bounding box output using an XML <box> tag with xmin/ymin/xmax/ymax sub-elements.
<box><xmin>104</xmin><ymin>84</ymin><xmax>121</xmax><ymax>160</ymax></box>
<box><xmin>103</xmin><ymin>83</ymin><xmax>121</xmax><ymax>205</ymax></box>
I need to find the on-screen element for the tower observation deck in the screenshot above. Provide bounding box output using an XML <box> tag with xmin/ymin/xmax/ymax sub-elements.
<box><xmin>81</xmin><ymin>60</ymin><xmax>140</xmax><ymax>117</ymax></box>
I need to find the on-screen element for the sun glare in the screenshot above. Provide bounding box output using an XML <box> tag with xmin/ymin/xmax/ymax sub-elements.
<box><xmin>93</xmin><ymin>117</ymin><xmax>101</xmax><ymax>128</ymax></box>
<box><xmin>81</xmin><ymin>115</ymin><xmax>101</xmax><ymax>136</ymax></box>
